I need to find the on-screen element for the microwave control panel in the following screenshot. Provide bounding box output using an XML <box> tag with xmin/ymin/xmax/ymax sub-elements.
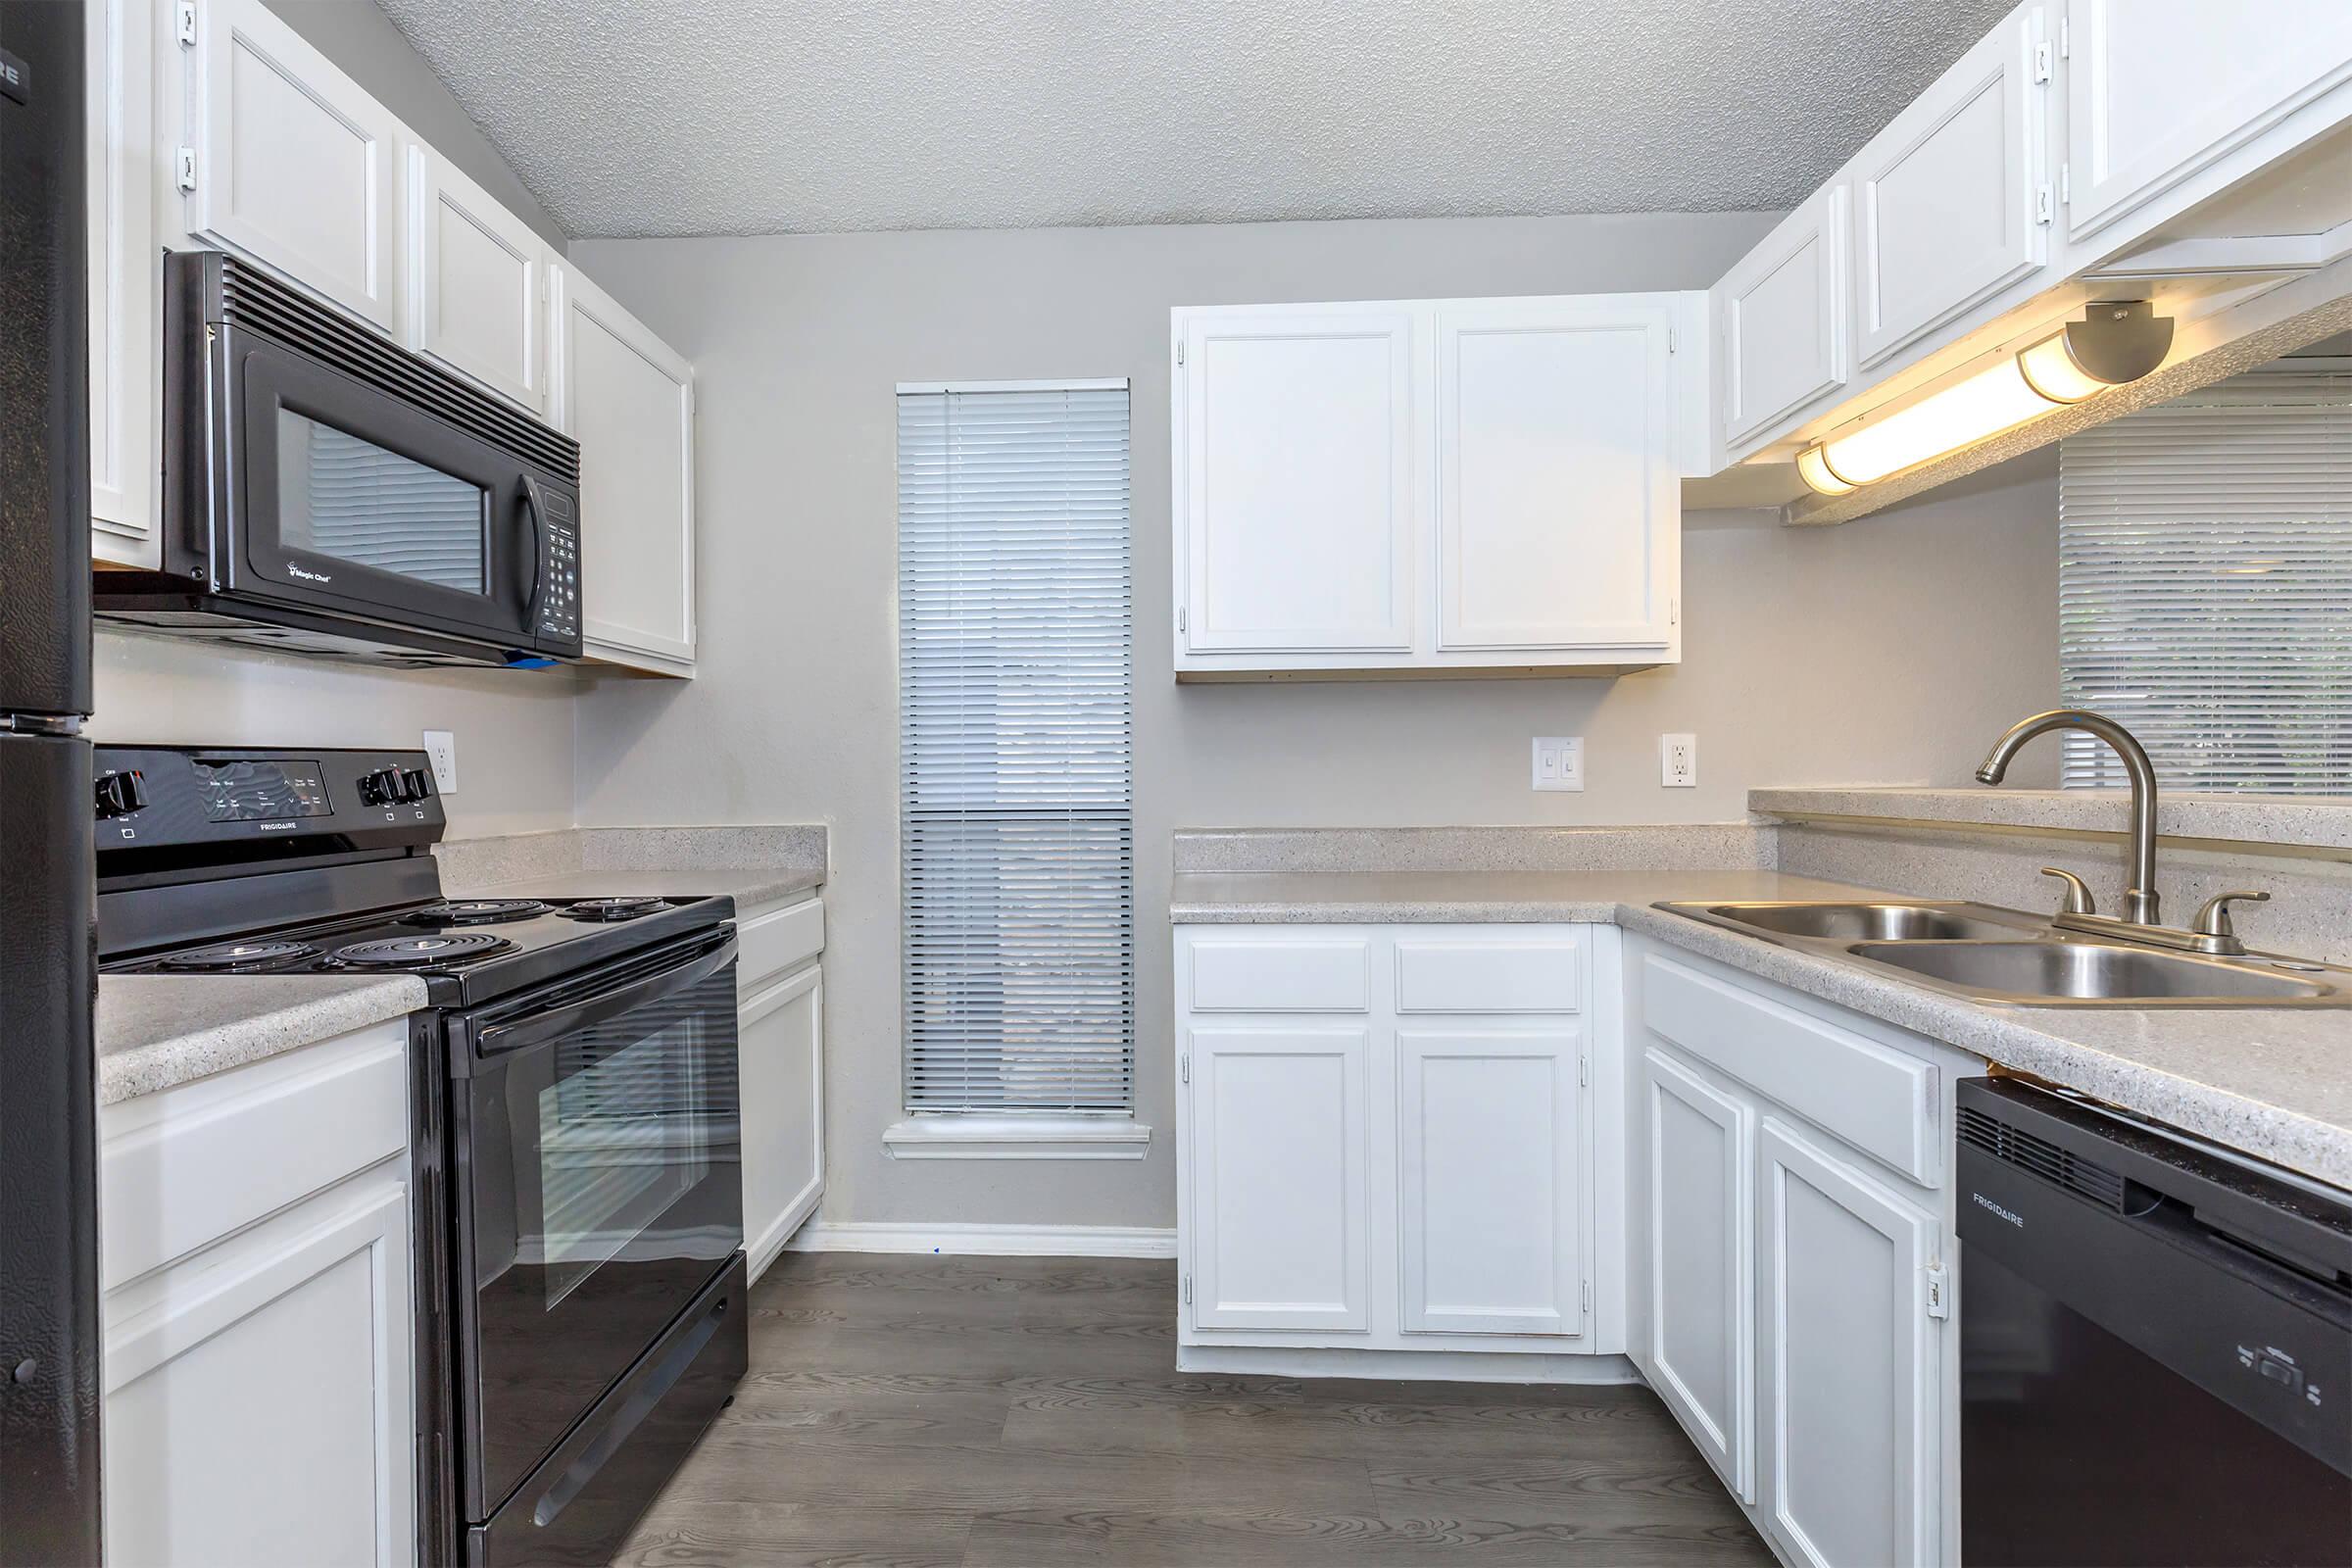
<box><xmin>537</xmin><ymin>486</ymin><xmax>580</xmax><ymax>645</ymax></box>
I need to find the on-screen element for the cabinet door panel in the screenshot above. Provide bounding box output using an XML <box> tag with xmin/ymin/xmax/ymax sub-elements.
<box><xmin>89</xmin><ymin>0</ymin><xmax>157</xmax><ymax>564</ymax></box>
<box><xmin>105</xmin><ymin>1175</ymin><xmax>414</xmax><ymax>1567</ymax></box>
<box><xmin>1759</xmin><ymin>1119</ymin><xmax>1938</xmax><ymax>1568</ymax></box>
<box><xmin>1715</xmin><ymin>187</ymin><xmax>1848</xmax><ymax>453</ymax></box>
<box><xmin>1180</xmin><ymin>311</ymin><xmax>1416</xmax><ymax>654</ymax></box>
<box><xmin>409</xmin><ymin>143</ymin><xmax>546</xmax><ymax>411</ymax></box>
<box><xmin>741</xmin><ymin>965</ymin><xmax>823</xmax><ymax>1281</ymax></box>
<box><xmin>554</xmin><ymin>264</ymin><xmax>696</xmax><ymax>672</ymax></box>
<box><xmin>1644</xmin><ymin>1048</ymin><xmax>1754</xmax><ymax>1501</ymax></box>
<box><xmin>1435</xmin><ymin>302</ymin><xmax>1675</xmax><ymax>650</ymax></box>
<box><xmin>1853</xmin><ymin>8</ymin><xmax>2044</xmax><ymax>368</ymax></box>
<box><xmin>1188</xmin><ymin>1028</ymin><xmax>1370</xmax><ymax>1331</ymax></box>
<box><xmin>2065</xmin><ymin>0</ymin><xmax>2352</xmax><ymax>244</ymax></box>
<box><xmin>187</xmin><ymin>0</ymin><xmax>401</xmax><ymax>329</ymax></box>
<box><xmin>1397</xmin><ymin>1030</ymin><xmax>1582</xmax><ymax>1336</ymax></box>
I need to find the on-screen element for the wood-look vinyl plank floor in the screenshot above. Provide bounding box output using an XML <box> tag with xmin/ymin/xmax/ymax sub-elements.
<box><xmin>617</xmin><ymin>1252</ymin><xmax>1775</xmax><ymax>1567</ymax></box>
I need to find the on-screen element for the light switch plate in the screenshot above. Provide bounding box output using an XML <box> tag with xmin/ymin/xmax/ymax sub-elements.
<box><xmin>422</xmin><ymin>730</ymin><xmax>459</xmax><ymax>793</ymax></box>
<box><xmin>1661</xmin><ymin>733</ymin><xmax>1697</xmax><ymax>788</ymax></box>
<box><xmin>1533</xmin><ymin>737</ymin><xmax>1585</xmax><ymax>792</ymax></box>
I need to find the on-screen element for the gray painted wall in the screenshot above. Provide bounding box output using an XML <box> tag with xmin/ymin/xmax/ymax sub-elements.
<box><xmin>264</xmin><ymin>0</ymin><xmax>567</xmax><ymax>250</ymax></box>
<box><xmin>91</xmin><ymin>0</ymin><xmax>577</xmax><ymax>835</ymax></box>
<box><xmin>566</xmin><ymin>214</ymin><xmax>2062</xmax><ymax>1232</ymax></box>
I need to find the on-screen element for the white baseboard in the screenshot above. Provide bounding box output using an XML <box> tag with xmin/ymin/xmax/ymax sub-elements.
<box><xmin>1177</xmin><ymin>1346</ymin><xmax>1642</xmax><ymax>1385</ymax></box>
<box><xmin>784</xmin><ymin>1220</ymin><xmax>1178</xmax><ymax>1259</ymax></box>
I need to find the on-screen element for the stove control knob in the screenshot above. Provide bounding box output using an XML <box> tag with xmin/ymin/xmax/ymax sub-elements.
<box><xmin>94</xmin><ymin>769</ymin><xmax>147</xmax><ymax>819</ymax></box>
<box><xmin>361</xmin><ymin>766</ymin><xmax>410</xmax><ymax>806</ymax></box>
<box><xmin>402</xmin><ymin>768</ymin><xmax>433</xmax><ymax>802</ymax></box>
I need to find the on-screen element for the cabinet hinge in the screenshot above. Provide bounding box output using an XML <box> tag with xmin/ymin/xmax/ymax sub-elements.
<box><xmin>1180</xmin><ymin>1053</ymin><xmax>1191</xmax><ymax>1084</ymax></box>
<box><xmin>175</xmin><ymin>0</ymin><xmax>197</xmax><ymax>47</ymax></box>
<box><xmin>1177</xmin><ymin>606</ymin><xmax>1187</xmax><ymax>636</ymax></box>
<box><xmin>1666</xmin><ymin>324</ymin><xmax>1678</xmax><ymax>355</ymax></box>
<box><xmin>175</xmin><ymin>147</ymin><xmax>198</xmax><ymax>193</ymax></box>
<box><xmin>2032</xmin><ymin>40</ymin><xmax>2052</xmax><ymax>83</ymax></box>
<box><xmin>1926</xmin><ymin>1261</ymin><xmax>1950</xmax><ymax>1320</ymax></box>
<box><xmin>2034</xmin><ymin>183</ymin><xmax>2054</xmax><ymax>225</ymax></box>
<box><xmin>1182</xmin><ymin>1274</ymin><xmax>1193</xmax><ymax>1305</ymax></box>
<box><xmin>1175</xmin><ymin>340</ymin><xmax>1186</xmax><ymax>367</ymax></box>
<box><xmin>1669</xmin><ymin>596</ymin><xmax>1679</xmax><ymax>627</ymax></box>
<box><xmin>1581</xmin><ymin>1279</ymin><xmax>1592</xmax><ymax>1313</ymax></box>
<box><xmin>2059</xmin><ymin>15</ymin><xmax>2070</xmax><ymax>57</ymax></box>
<box><xmin>1578</xmin><ymin>1054</ymin><xmax>1590</xmax><ymax>1088</ymax></box>
<box><xmin>2060</xmin><ymin>163</ymin><xmax>2072</xmax><ymax>207</ymax></box>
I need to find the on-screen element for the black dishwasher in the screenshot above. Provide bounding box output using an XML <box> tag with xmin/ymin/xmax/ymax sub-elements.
<box><xmin>1957</xmin><ymin>1078</ymin><xmax>2352</xmax><ymax>1567</ymax></box>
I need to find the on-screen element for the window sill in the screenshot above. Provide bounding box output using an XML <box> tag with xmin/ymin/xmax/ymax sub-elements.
<box><xmin>882</xmin><ymin>1116</ymin><xmax>1153</xmax><ymax>1161</ymax></box>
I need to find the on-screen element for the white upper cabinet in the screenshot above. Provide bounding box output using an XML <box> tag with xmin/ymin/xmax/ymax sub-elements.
<box><xmin>178</xmin><ymin>0</ymin><xmax>404</xmax><ymax>332</ymax></box>
<box><xmin>1434</xmin><ymin>298</ymin><xmax>1678</xmax><ymax>654</ymax></box>
<box><xmin>552</xmin><ymin>263</ymin><xmax>698</xmax><ymax>676</ymax></box>
<box><xmin>1177</xmin><ymin>307</ymin><xmax>1418</xmax><ymax>657</ymax></box>
<box><xmin>1172</xmin><ymin>295</ymin><xmax>1692</xmax><ymax>678</ymax></box>
<box><xmin>1851</xmin><ymin>4</ymin><xmax>2049</xmax><ymax>369</ymax></box>
<box><xmin>2061</xmin><ymin>0</ymin><xmax>2352</xmax><ymax>252</ymax></box>
<box><xmin>1712</xmin><ymin>185</ymin><xmax>1849</xmax><ymax>460</ymax></box>
<box><xmin>406</xmin><ymin>140</ymin><xmax>549</xmax><ymax>413</ymax></box>
<box><xmin>88</xmin><ymin>0</ymin><xmax>157</xmax><ymax>566</ymax></box>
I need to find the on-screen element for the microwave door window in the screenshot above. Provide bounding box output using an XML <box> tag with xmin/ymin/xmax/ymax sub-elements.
<box><xmin>277</xmin><ymin>409</ymin><xmax>490</xmax><ymax>593</ymax></box>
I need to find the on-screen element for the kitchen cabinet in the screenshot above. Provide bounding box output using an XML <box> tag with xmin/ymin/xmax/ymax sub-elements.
<box><xmin>736</xmin><ymin>894</ymin><xmax>826</xmax><ymax>1279</ymax></box>
<box><xmin>552</xmin><ymin>261</ymin><xmax>698</xmax><ymax>676</ymax></box>
<box><xmin>1631</xmin><ymin>943</ymin><xmax>1960</xmax><ymax>1568</ymax></box>
<box><xmin>1711</xmin><ymin>185</ymin><xmax>1849</xmax><ymax>463</ymax></box>
<box><xmin>1850</xmin><ymin>4</ymin><xmax>2049</xmax><ymax>370</ymax></box>
<box><xmin>1642</xmin><ymin>1046</ymin><xmax>1754</xmax><ymax>1502</ymax></box>
<box><xmin>1171</xmin><ymin>295</ymin><xmax>1692</xmax><ymax>678</ymax></box>
<box><xmin>1758</xmin><ymin>1119</ymin><xmax>1940</xmax><ymax>1568</ymax></box>
<box><xmin>88</xmin><ymin>0</ymin><xmax>158</xmax><ymax>566</ymax></box>
<box><xmin>100</xmin><ymin>1019</ymin><xmax>416</xmax><ymax>1568</ymax></box>
<box><xmin>2062</xmin><ymin>0</ymin><xmax>2352</xmax><ymax>255</ymax></box>
<box><xmin>174</xmin><ymin>0</ymin><xmax>405</xmax><ymax>332</ymax></box>
<box><xmin>406</xmin><ymin>139</ymin><xmax>550</xmax><ymax>413</ymax></box>
<box><xmin>1175</xmin><ymin>925</ymin><xmax>1608</xmax><ymax>1361</ymax></box>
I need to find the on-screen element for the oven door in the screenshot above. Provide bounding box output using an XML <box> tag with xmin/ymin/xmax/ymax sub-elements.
<box><xmin>215</xmin><ymin>325</ymin><xmax>549</xmax><ymax>650</ymax></box>
<box><xmin>448</xmin><ymin>930</ymin><xmax>742</xmax><ymax>1522</ymax></box>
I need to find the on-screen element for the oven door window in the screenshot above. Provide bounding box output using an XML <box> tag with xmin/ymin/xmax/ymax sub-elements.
<box><xmin>459</xmin><ymin>956</ymin><xmax>741</xmax><ymax>1517</ymax></box>
<box><xmin>276</xmin><ymin>410</ymin><xmax>488</xmax><ymax>593</ymax></box>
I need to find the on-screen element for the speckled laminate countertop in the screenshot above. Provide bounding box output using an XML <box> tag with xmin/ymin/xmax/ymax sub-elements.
<box><xmin>1172</xmin><ymin>867</ymin><xmax>2352</xmax><ymax>1191</ymax></box>
<box><xmin>444</xmin><ymin>865</ymin><xmax>825</xmax><ymax>909</ymax></box>
<box><xmin>96</xmin><ymin>973</ymin><xmax>426</xmax><ymax>1106</ymax></box>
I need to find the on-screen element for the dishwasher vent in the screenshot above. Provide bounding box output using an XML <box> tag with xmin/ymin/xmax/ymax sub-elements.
<box><xmin>1958</xmin><ymin>1104</ymin><xmax>2127</xmax><ymax>1210</ymax></box>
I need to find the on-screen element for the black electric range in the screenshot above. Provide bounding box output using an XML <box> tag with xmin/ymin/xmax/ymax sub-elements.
<box><xmin>94</xmin><ymin>746</ymin><xmax>750</xmax><ymax>1567</ymax></box>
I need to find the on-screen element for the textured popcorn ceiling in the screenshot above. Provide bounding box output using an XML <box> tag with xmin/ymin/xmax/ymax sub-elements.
<box><xmin>376</xmin><ymin>0</ymin><xmax>2013</xmax><ymax>237</ymax></box>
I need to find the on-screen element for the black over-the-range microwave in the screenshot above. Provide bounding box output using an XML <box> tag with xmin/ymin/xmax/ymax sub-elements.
<box><xmin>96</xmin><ymin>251</ymin><xmax>584</xmax><ymax>667</ymax></box>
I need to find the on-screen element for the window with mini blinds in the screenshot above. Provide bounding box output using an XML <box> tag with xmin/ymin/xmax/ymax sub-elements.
<box><xmin>2059</xmin><ymin>366</ymin><xmax>2352</xmax><ymax>795</ymax></box>
<box><xmin>897</xmin><ymin>383</ymin><xmax>1136</xmax><ymax>1113</ymax></box>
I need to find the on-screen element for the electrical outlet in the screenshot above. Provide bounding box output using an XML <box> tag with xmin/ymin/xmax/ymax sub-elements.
<box><xmin>1532</xmin><ymin>737</ymin><xmax>1585</xmax><ymax>792</ymax></box>
<box><xmin>422</xmin><ymin>730</ymin><xmax>459</xmax><ymax>793</ymax></box>
<box><xmin>1661</xmin><ymin>733</ymin><xmax>1697</xmax><ymax>788</ymax></box>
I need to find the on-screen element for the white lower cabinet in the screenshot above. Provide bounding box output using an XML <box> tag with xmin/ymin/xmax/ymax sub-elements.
<box><xmin>1175</xmin><ymin>924</ymin><xmax>1610</xmax><ymax>1363</ymax></box>
<box><xmin>736</xmin><ymin>894</ymin><xmax>827</xmax><ymax>1279</ymax></box>
<box><xmin>1632</xmin><ymin>940</ymin><xmax>1963</xmax><ymax>1568</ymax></box>
<box><xmin>99</xmin><ymin>1019</ymin><xmax>416</xmax><ymax>1568</ymax></box>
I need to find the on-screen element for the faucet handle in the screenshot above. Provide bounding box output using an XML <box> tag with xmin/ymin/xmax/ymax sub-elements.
<box><xmin>2039</xmin><ymin>866</ymin><xmax>2097</xmax><ymax>916</ymax></box>
<box><xmin>2193</xmin><ymin>890</ymin><xmax>2270</xmax><ymax>939</ymax></box>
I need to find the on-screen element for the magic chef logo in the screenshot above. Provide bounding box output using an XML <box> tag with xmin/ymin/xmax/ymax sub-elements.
<box><xmin>1972</xmin><ymin>1192</ymin><xmax>2024</xmax><ymax>1228</ymax></box>
<box><xmin>287</xmin><ymin>563</ymin><xmax>333</xmax><ymax>584</ymax></box>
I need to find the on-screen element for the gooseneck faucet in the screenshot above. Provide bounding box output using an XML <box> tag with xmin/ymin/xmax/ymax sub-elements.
<box><xmin>1976</xmin><ymin>709</ymin><xmax>2162</xmax><ymax>925</ymax></box>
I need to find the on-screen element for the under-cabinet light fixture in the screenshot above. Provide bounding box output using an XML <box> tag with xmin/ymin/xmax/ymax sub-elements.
<box><xmin>1796</xmin><ymin>302</ymin><xmax>2174</xmax><ymax>495</ymax></box>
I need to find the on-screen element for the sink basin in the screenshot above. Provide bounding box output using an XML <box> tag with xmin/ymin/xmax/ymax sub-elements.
<box><xmin>1700</xmin><ymin>902</ymin><xmax>2027</xmax><ymax>943</ymax></box>
<box><xmin>1846</xmin><ymin>941</ymin><xmax>2341</xmax><ymax>1004</ymax></box>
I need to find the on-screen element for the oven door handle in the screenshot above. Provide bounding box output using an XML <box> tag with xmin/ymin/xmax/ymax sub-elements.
<box><xmin>470</xmin><ymin>935</ymin><xmax>737</xmax><ymax>1060</ymax></box>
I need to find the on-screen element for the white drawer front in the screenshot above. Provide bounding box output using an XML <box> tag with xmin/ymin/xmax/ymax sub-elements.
<box><xmin>1188</xmin><ymin>939</ymin><xmax>1371</xmax><ymax>1013</ymax></box>
<box><xmin>1396</xmin><ymin>938</ymin><xmax>1581</xmax><ymax>1013</ymax></box>
<box><xmin>100</xmin><ymin>1021</ymin><xmax>409</xmax><ymax>1289</ymax></box>
<box><xmin>738</xmin><ymin>897</ymin><xmax>824</xmax><ymax>994</ymax></box>
<box><xmin>1642</xmin><ymin>955</ymin><xmax>1936</xmax><ymax>1185</ymax></box>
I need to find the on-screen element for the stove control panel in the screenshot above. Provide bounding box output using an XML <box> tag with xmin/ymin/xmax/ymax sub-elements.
<box><xmin>94</xmin><ymin>745</ymin><xmax>448</xmax><ymax>861</ymax></box>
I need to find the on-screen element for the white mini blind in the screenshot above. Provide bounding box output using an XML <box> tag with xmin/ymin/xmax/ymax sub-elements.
<box><xmin>2059</xmin><ymin>367</ymin><xmax>2352</xmax><ymax>794</ymax></box>
<box><xmin>898</xmin><ymin>384</ymin><xmax>1134</xmax><ymax>1113</ymax></box>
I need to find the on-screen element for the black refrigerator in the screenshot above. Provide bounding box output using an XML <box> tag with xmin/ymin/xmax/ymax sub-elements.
<box><xmin>0</xmin><ymin>2</ymin><xmax>101</xmax><ymax>1562</ymax></box>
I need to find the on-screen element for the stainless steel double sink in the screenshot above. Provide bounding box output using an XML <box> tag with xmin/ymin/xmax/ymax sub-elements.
<box><xmin>1657</xmin><ymin>900</ymin><xmax>2352</xmax><ymax>1007</ymax></box>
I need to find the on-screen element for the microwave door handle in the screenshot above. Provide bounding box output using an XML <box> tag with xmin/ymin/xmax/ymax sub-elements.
<box><xmin>518</xmin><ymin>475</ymin><xmax>546</xmax><ymax>622</ymax></box>
<box><xmin>471</xmin><ymin>936</ymin><xmax>737</xmax><ymax>1059</ymax></box>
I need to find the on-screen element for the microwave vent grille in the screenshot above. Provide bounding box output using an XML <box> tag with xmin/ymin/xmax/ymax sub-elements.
<box><xmin>217</xmin><ymin>257</ymin><xmax>580</xmax><ymax>482</ymax></box>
